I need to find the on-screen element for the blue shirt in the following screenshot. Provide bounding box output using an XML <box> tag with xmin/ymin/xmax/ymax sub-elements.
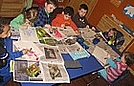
<box><xmin>34</xmin><ymin>6</ymin><xmax>51</xmax><ymax>27</ymax></box>
<box><xmin>0</xmin><ymin>38</ymin><xmax>23</xmax><ymax>86</ymax></box>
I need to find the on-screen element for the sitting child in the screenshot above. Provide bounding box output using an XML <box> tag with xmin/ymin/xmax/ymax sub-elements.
<box><xmin>0</xmin><ymin>17</ymin><xmax>29</xmax><ymax>86</ymax></box>
<box><xmin>98</xmin><ymin>52</ymin><xmax>134</xmax><ymax>82</ymax></box>
<box><xmin>10</xmin><ymin>7</ymin><xmax>38</xmax><ymax>29</ymax></box>
<box><xmin>103</xmin><ymin>28</ymin><xmax>125</xmax><ymax>49</ymax></box>
<box><xmin>72</xmin><ymin>4</ymin><xmax>96</xmax><ymax>31</ymax></box>
<box><xmin>51</xmin><ymin>6</ymin><xmax>79</xmax><ymax>34</ymax></box>
<box><xmin>34</xmin><ymin>0</ymin><xmax>58</xmax><ymax>27</ymax></box>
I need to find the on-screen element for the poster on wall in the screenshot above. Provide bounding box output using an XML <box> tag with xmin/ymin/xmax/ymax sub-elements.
<box><xmin>123</xmin><ymin>4</ymin><xmax>134</xmax><ymax>19</ymax></box>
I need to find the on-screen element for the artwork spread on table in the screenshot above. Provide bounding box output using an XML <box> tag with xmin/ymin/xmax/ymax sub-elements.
<box><xmin>13</xmin><ymin>60</ymin><xmax>43</xmax><ymax>82</ymax></box>
<box><xmin>66</xmin><ymin>42</ymin><xmax>90</xmax><ymax>60</ymax></box>
<box><xmin>38</xmin><ymin>44</ymin><xmax>64</xmax><ymax>64</ymax></box>
<box><xmin>13</xmin><ymin>60</ymin><xmax>70</xmax><ymax>83</ymax></box>
<box><xmin>13</xmin><ymin>41</ymin><xmax>44</xmax><ymax>61</ymax></box>
<box><xmin>44</xmin><ymin>27</ymin><xmax>66</xmax><ymax>41</ymax></box>
<box><xmin>123</xmin><ymin>4</ymin><xmax>134</xmax><ymax>19</ymax></box>
<box><xmin>19</xmin><ymin>27</ymin><xmax>39</xmax><ymax>42</ymax></box>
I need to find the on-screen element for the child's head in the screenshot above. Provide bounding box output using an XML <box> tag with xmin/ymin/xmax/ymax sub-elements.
<box><xmin>45</xmin><ymin>0</ymin><xmax>58</xmax><ymax>13</ymax></box>
<box><xmin>121</xmin><ymin>52</ymin><xmax>134</xmax><ymax>66</ymax></box>
<box><xmin>24</xmin><ymin>7</ymin><xmax>38</xmax><ymax>24</ymax></box>
<box><xmin>78</xmin><ymin>4</ymin><xmax>88</xmax><ymax>17</ymax></box>
<box><xmin>108</xmin><ymin>28</ymin><xmax>117</xmax><ymax>37</ymax></box>
<box><xmin>62</xmin><ymin>6</ymin><xmax>74</xmax><ymax>20</ymax></box>
<box><xmin>0</xmin><ymin>17</ymin><xmax>11</xmax><ymax>38</ymax></box>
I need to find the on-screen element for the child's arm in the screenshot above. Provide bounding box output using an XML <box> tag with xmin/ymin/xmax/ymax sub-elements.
<box><xmin>10</xmin><ymin>14</ymin><xmax>24</xmax><ymax>29</ymax></box>
<box><xmin>10</xmin><ymin>49</ymin><xmax>29</xmax><ymax>60</ymax></box>
<box><xmin>107</xmin><ymin>54</ymin><xmax>117</xmax><ymax>68</ymax></box>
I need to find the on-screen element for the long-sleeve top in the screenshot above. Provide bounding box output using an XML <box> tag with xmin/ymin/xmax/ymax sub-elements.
<box><xmin>52</xmin><ymin>14</ymin><xmax>78</xmax><ymax>31</ymax></box>
<box><xmin>72</xmin><ymin>13</ymin><xmax>92</xmax><ymax>28</ymax></box>
<box><xmin>103</xmin><ymin>31</ymin><xmax>125</xmax><ymax>49</ymax></box>
<box><xmin>34</xmin><ymin>6</ymin><xmax>51</xmax><ymax>27</ymax></box>
<box><xmin>0</xmin><ymin>38</ymin><xmax>24</xmax><ymax>86</ymax></box>
<box><xmin>10</xmin><ymin>14</ymin><xmax>24</xmax><ymax>29</ymax></box>
<box><xmin>106</xmin><ymin>57</ymin><xmax>127</xmax><ymax>82</ymax></box>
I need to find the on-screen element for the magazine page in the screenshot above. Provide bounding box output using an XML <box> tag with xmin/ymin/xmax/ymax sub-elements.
<box><xmin>66</xmin><ymin>42</ymin><xmax>90</xmax><ymax>60</ymax></box>
<box><xmin>19</xmin><ymin>27</ymin><xmax>39</xmax><ymax>42</ymax></box>
<box><xmin>44</xmin><ymin>27</ymin><xmax>66</xmax><ymax>41</ymax></box>
<box><xmin>13</xmin><ymin>41</ymin><xmax>44</xmax><ymax>61</ymax></box>
<box><xmin>79</xmin><ymin>28</ymin><xmax>96</xmax><ymax>40</ymax></box>
<box><xmin>37</xmin><ymin>44</ymin><xmax>64</xmax><ymax>64</ymax></box>
<box><xmin>40</xmin><ymin>62</ymin><xmax>70</xmax><ymax>83</ymax></box>
<box><xmin>58</xmin><ymin>26</ymin><xmax>77</xmax><ymax>36</ymax></box>
<box><xmin>92</xmin><ymin>46</ymin><xmax>109</xmax><ymax>66</ymax></box>
<box><xmin>13</xmin><ymin>60</ymin><xmax>44</xmax><ymax>83</ymax></box>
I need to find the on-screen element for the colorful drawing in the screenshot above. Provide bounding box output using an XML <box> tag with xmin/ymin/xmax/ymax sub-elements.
<box><xmin>26</xmin><ymin>62</ymin><xmax>41</xmax><ymax>77</ymax></box>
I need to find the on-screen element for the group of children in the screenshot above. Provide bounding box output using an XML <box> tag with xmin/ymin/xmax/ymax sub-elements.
<box><xmin>0</xmin><ymin>0</ymin><xmax>134</xmax><ymax>85</ymax></box>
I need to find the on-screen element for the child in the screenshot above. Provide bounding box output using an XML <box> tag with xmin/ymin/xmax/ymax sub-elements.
<box><xmin>51</xmin><ymin>6</ymin><xmax>79</xmax><ymax>34</ymax></box>
<box><xmin>34</xmin><ymin>0</ymin><xmax>58</xmax><ymax>27</ymax></box>
<box><xmin>98</xmin><ymin>52</ymin><xmax>134</xmax><ymax>82</ymax></box>
<box><xmin>103</xmin><ymin>28</ymin><xmax>125</xmax><ymax>49</ymax></box>
<box><xmin>0</xmin><ymin>18</ymin><xmax>29</xmax><ymax>86</ymax></box>
<box><xmin>72</xmin><ymin>4</ymin><xmax>96</xmax><ymax>30</ymax></box>
<box><xmin>10</xmin><ymin>7</ymin><xmax>38</xmax><ymax>29</ymax></box>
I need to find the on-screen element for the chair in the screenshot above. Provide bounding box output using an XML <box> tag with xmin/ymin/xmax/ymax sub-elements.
<box><xmin>87</xmin><ymin>70</ymin><xmax>130</xmax><ymax>86</ymax></box>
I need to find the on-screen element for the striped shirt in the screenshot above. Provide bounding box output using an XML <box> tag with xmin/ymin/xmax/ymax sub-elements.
<box><xmin>106</xmin><ymin>62</ymin><xmax>127</xmax><ymax>82</ymax></box>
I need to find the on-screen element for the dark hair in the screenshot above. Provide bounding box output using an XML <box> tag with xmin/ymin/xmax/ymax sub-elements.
<box><xmin>123</xmin><ymin>52</ymin><xmax>134</xmax><ymax>66</ymax></box>
<box><xmin>79</xmin><ymin>4</ymin><xmax>88</xmax><ymax>11</ymax></box>
<box><xmin>0</xmin><ymin>17</ymin><xmax>9</xmax><ymax>34</ymax></box>
<box><xmin>109</xmin><ymin>28</ymin><xmax>117</xmax><ymax>37</ymax></box>
<box><xmin>63</xmin><ymin>6</ymin><xmax>74</xmax><ymax>17</ymax></box>
<box><xmin>46</xmin><ymin>0</ymin><xmax>58</xmax><ymax>7</ymax></box>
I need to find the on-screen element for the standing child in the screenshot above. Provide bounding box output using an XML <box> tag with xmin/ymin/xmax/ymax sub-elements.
<box><xmin>10</xmin><ymin>7</ymin><xmax>38</xmax><ymax>29</ymax></box>
<box><xmin>52</xmin><ymin>6</ymin><xmax>79</xmax><ymax>34</ymax></box>
<box><xmin>72</xmin><ymin>4</ymin><xmax>96</xmax><ymax>31</ymax></box>
<box><xmin>0</xmin><ymin>17</ymin><xmax>29</xmax><ymax>86</ymax></box>
<box><xmin>98</xmin><ymin>52</ymin><xmax>134</xmax><ymax>82</ymax></box>
<box><xmin>34</xmin><ymin>0</ymin><xmax>58</xmax><ymax>27</ymax></box>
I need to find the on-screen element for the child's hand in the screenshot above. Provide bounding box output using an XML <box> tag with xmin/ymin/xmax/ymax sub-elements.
<box><xmin>107</xmin><ymin>53</ymin><xmax>116</xmax><ymax>60</ymax></box>
<box><xmin>44</xmin><ymin>24</ymin><xmax>51</xmax><ymax>29</ymax></box>
<box><xmin>61</xmin><ymin>24</ymin><xmax>65</xmax><ymax>28</ymax></box>
<box><xmin>22</xmin><ymin>49</ymin><xmax>29</xmax><ymax>54</ymax></box>
<box><xmin>19</xmin><ymin>25</ymin><xmax>28</xmax><ymax>29</ymax></box>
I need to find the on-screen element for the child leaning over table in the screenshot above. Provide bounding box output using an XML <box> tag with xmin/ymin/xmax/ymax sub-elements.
<box><xmin>0</xmin><ymin>17</ymin><xmax>29</xmax><ymax>86</ymax></box>
<box><xmin>98</xmin><ymin>52</ymin><xmax>134</xmax><ymax>82</ymax></box>
<box><xmin>34</xmin><ymin>0</ymin><xmax>58</xmax><ymax>28</ymax></box>
<box><xmin>51</xmin><ymin>6</ymin><xmax>79</xmax><ymax>34</ymax></box>
<box><xmin>10</xmin><ymin>7</ymin><xmax>38</xmax><ymax>29</ymax></box>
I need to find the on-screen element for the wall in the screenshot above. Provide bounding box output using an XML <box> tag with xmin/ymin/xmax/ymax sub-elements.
<box><xmin>88</xmin><ymin>0</ymin><xmax>134</xmax><ymax>52</ymax></box>
<box><xmin>88</xmin><ymin>0</ymin><xmax>134</xmax><ymax>31</ymax></box>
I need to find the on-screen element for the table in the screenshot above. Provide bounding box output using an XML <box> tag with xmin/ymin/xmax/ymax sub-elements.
<box><xmin>5</xmin><ymin>38</ymin><xmax>103</xmax><ymax>86</ymax></box>
<box><xmin>21</xmin><ymin>54</ymin><xmax>103</xmax><ymax>86</ymax></box>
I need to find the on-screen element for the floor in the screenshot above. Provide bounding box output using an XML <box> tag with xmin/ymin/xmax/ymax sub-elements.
<box><xmin>5</xmin><ymin>72</ymin><xmax>134</xmax><ymax>86</ymax></box>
